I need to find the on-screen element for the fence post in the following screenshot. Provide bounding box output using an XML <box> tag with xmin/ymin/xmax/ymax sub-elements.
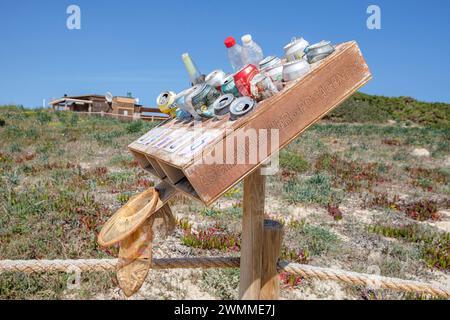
<box><xmin>260</xmin><ymin>220</ymin><xmax>283</xmax><ymax>300</ymax></box>
<box><xmin>239</xmin><ymin>168</ymin><xmax>265</xmax><ymax>300</ymax></box>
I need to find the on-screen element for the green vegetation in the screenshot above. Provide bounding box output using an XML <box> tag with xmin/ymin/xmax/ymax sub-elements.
<box><xmin>181</xmin><ymin>223</ymin><xmax>241</xmax><ymax>252</ymax></box>
<box><xmin>284</xmin><ymin>173</ymin><xmax>338</xmax><ymax>205</ymax></box>
<box><xmin>201</xmin><ymin>269</ymin><xmax>240</xmax><ymax>300</ymax></box>
<box><xmin>287</xmin><ymin>219</ymin><xmax>340</xmax><ymax>256</ymax></box>
<box><xmin>325</xmin><ymin>92</ymin><xmax>450</xmax><ymax>128</ymax></box>
<box><xmin>369</xmin><ymin>224</ymin><xmax>450</xmax><ymax>271</ymax></box>
<box><xmin>1</xmin><ymin>95</ymin><xmax>449</xmax><ymax>300</ymax></box>
<box><xmin>280</xmin><ymin>149</ymin><xmax>310</xmax><ymax>173</ymax></box>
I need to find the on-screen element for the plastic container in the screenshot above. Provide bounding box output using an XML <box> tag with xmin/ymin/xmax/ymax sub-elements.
<box><xmin>241</xmin><ymin>34</ymin><xmax>264</xmax><ymax>68</ymax></box>
<box><xmin>224</xmin><ymin>37</ymin><xmax>244</xmax><ymax>71</ymax></box>
<box><xmin>181</xmin><ymin>53</ymin><xmax>204</xmax><ymax>85</ymax></box>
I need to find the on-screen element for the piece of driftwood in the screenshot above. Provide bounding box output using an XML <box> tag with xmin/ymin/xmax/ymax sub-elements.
<box><xmin>128</xmin><ymin>41</ymin><xmax>372</xmax><ymax>206</ymax></box>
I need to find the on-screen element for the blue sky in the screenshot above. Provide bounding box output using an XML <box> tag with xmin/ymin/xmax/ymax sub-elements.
<box><xmin>0</xmin><ymin>0</ymin><xmax>449</xmax><ymax>107</ymax></box>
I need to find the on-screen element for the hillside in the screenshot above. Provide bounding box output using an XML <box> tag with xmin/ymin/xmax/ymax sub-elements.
<box><xmin>0</xmin><ymin>94</ymin><xmax>449</xmax><ymax>300</ymax></box>
<box><xmin>324</xmin><ymin>92</ymin><xmax>450</xmax><ymax>128</ymax></box>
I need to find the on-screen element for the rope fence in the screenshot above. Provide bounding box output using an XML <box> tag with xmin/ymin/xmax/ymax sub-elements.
<box><xmin>1</xmin><ymin>258</ymin><xmax>448</xmax><ymax>298</ymax></box>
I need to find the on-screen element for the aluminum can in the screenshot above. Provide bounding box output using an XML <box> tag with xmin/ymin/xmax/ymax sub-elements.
<box><xmin>156</xmin><ymin>91</ymin><xmax>177</xmax><ymax>118</ymax></box>
<box><xmin>250</xmin><ymin>73</ymin><xmax>279</xmax><ymax>101</ymax></box>
<box><xmin>212</xmin><ymin>94</ymin><xmax>235</xmax><ymax>119</ymax></box>
<box><xmin>188</xmin><ymin>84</ymin><xmax>221</xmax><ymax>118</ymax></box>
<box><xmin>229</xmin><ymin>96</ymin><xmax>256</xmax><ymax>120</ymax></box>
<box><xmin>284</xmin><ymin>37</ymin><xmax>309</xmax><ymax>62</ymax></box>
<box><xmin>233</xmin><ymin>64</ymin><xmax>259</xmax><ymax>97</ymax></box>
<box><xmin>221</xmin><ymin>75</ymin><xmax>240</xmax><ymax>97</ymax></box>
<box><xmin>174</xmin><ymin>87</ymin><xmax>199</xmax><ymax>120</ymax></box>
<box><xmin>305</xmin><ymin>41</ymin><xmax>335</xmax><ymax>64</ymax></box>
<box><xmin>206</xmin><ymin>70</ymin><xmax>227</xmax><ymax>89</ymax></box>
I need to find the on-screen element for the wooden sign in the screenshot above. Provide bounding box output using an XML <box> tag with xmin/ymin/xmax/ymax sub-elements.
<box><xmin>128</xmin><ymin>41</ymin><xmax>372</xmax><ymax>206</ymax></box>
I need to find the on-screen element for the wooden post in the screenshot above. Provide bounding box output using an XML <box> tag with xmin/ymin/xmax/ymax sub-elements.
<box><xmin>260</xmin><ymin>220</ymin><xmax>283</xmax><ymax>300</ymax></box>
<box><xmin>239</xmin><ymin>168</ymin><xmax>265</xmax><ymax>300</ymax></box>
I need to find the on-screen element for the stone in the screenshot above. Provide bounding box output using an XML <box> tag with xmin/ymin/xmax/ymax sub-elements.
<box><xmin>411</xmin><ymin>148</ymin><xmax>431</xmax><ymax>157</ymax></box>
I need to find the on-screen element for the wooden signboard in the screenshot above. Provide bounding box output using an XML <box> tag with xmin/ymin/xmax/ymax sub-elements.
<box><xmin>128</xmin><ymin>41</ymin><xmax>372</xmax><ymax>206</ymax></box>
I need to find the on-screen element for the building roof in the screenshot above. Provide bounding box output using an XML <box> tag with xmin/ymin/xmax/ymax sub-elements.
<box><xmin>49</xmin><ymin>97</ymin><xmax>93</xmax><ymax>105</ymax></box>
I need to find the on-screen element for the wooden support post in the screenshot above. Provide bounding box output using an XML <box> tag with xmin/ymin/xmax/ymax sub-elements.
<box><xmin>260</xmin><ymin>220</ymin><xmax>283</xmax><ymax>300</ymax></box>
<box><xmin>239</xmin><ymin>168</ymin><xmax>266</xmax><ymax>300</ymax></box>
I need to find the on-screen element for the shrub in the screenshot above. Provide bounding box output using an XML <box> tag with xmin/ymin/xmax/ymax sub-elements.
<box><xmin>324</xmin><ymin>92</ymin><xmax>450</xmax><ymax>128</ymax></box>
<box><xmin>36</xmin><ymin>111</ymin><xmax>52</xmax><ymax>124</ymax></box>
<box><xmin>125</xmin><ymin>120</ymin><xmax>144</xmax><ymax>134</ymax></box>
<box><xmin>181</xmin><ymin>223</ymin><xmax>241</xmax><ymax>251</ymax></box>
<box><xmin>284</xmin><ymin>173</ymin><xmax>336</xmax><ymax>205</ymax></box>
<box><xmin>279</xmin><ymin>150</ymin><xmax>310</xmax><ymax>173</ymax></box>
<box><xmin>369</xmin><ymin>224</ymin><xmax>450</xmax><ymax>271</ymax></box>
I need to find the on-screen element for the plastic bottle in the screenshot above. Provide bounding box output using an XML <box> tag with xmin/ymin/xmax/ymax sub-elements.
<box><xmin>241</xmin><ymin>34</ymin><xmax>264</xmax><ymax>68</ymax></box>
<box><xmin>224</xmin><ymin>36</ymin><xmax>244</xmax><ymax>71</ymax></box>
<box><xmin>181</xmin><ymin>53</ymin><xmax>204</xmax><ymax>85</ymax></box>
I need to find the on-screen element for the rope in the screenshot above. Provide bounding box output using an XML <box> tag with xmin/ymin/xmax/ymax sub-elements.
<box><xmin>277</xmin><ymin>261</ymin><xmax>450</xmax><ymax>298</ymax></box>
<box><xmin>0</xmin><ymin>257</ymin><xmax>239</xmax><ymax>273</ymax></box>
<box><xmin>0</xmin><ymin>258</ymin><xmax>448</xmax><ymax>298</ymax></box>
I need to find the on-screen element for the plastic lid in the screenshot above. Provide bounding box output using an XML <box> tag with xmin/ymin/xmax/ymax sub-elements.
<box><xmin>224</xmin><ymin>37</ymin><xmax>236</xmax><ymax>48</ymax></box>
<box><xmin>241</xmin><ymin>34</ymin><xmax>252</xmax><ymax>44</ymax></box>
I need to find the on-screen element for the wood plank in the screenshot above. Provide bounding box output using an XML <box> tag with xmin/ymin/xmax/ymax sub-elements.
<box><xmin>146</xmin><ymin>156</ymin><xmax>167</xmax><ymax>179</ymax></box>
<box><xmin>158</xmin><ymin>161</ymin><xmax>185</xmax><ymax>184</ymax></box>
<box><xmin>260</xmin><ymin>220</ymin><xmax>283</xmax><ymax>300</ymax></box>
<box><xmin>239</xmin><ymin>168</ymin><xmax>265</xmax><ymax>300</ymax></box>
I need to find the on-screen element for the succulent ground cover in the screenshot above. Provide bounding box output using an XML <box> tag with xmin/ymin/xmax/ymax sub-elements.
<box><xmin>0</xmin><ymin>97</ymin><xmax>448</xmax><ymax>300</ymax></box>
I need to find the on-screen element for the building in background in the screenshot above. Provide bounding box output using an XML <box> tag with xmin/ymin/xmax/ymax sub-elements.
<box><xmin>49</xmin><ymin>94</ymin><xmax>168</xmax><ymax>121</ymax></box>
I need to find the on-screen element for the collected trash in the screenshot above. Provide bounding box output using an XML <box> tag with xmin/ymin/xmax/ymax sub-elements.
<box><xmin>157</xmin><ymin>91</ymin><xmax>177</xmax><ymax>117</ymax></box>
<box><xmin>241</xmin><ymin>34</ymin><xmax>264</xmax><ymax>68</ymax></box>
<box><xmin>174</xmin><ymin>87</ymin><xmax>199</xmax><ymax>120</ymax></box>
<box><xmin>182</xmin><ymin>53</ymin><xmax>205</xmax><ymax>85</ymax></box>
<box><xmin>97</xmin><ymin>188</ymin><xmax>159</xmax><ymax>247</ymax></box>
<box><xmin>230</xmin><ymin>96</ymin><xmax>256</xmax><ymax>120</ymax></box>
<box><xmin>99</xmin><ymin>187</ymin><xmax>177</xmax><ymax>297</ymax></box>
<box><xmin>260</xmin><ymin>56</ymin><xmax>283</xmax><ymax>90</ymax></box>
<box><xmin>187</xmin><ymin>83</ymin><xmax>221</xmax><ymax>118</ymax></box>
<box><xmin>213</xmin><ymin>94</ymin><xmax>235</xmax><ymax>119</ymax></box>
<box><xmin>284</xmin><ymin>37</ymin><xmax>309</xmax><ymax>62</ymax></box>
<box><xmin>305</xmin><ymin>41</ymin><xmax>335</xmax><ymax>64</ymax></box>
<box><xmin>220</xmin><ymin>75</ymin><xmax>240</xmax><ymax>97</ymax></box>
<box><xmin>234</xmin><ymin>64</ymin><xmax>259</xmax><ymax>97</ymax></box>
<box><xmin>250</xmin><ymin>73</ymin><xmax>279</xmax><ymax>101</ymax></box>
<box><xmin>282</xmin><ymin>59</ymin><xmax>310</xmax><ymax>82</ymax></box>
<box><xmin>153</xmin><ymin>34</ymin><xmax>336</xmax><ymax>122</ymax></box>
<box><xmin>224</xmin><ymin>36</ymin><xmax>244</xmax><ymax>71</ymax></box>
<box><xmin>205</xmin><ymin>69</ymin><xmax>227</xmax><ymax>89</ymax></box>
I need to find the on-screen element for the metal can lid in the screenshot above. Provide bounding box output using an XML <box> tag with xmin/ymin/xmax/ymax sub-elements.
<box><xmin>230</xmin><ymin>96</ymin><xmax>256</xmax><ymax>116</ymax></box>
<box><xmin>213</xmin><ymin>94</ymin><xmax>235</xmax><ymax>111</ymax></box>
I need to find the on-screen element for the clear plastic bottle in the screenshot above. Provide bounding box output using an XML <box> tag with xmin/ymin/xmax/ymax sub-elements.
<box><xmin>241</xmin><ymin>34</ymin><xmax>264</xmax><ymax>68</ymax></box>
<box><xmin>224</xmin><ymin>36</ymin><xmax>244</xmax><ymax>71</ymax></box>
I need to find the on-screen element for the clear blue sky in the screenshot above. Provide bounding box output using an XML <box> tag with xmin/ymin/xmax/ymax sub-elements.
<box><xmin>1</xmin><ymin>0</ymin><xmax>449</xmax><ymax>107</ymax></box>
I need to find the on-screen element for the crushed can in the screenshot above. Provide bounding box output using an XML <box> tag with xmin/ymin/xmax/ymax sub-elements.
<box><xmin>250</xmin><ymin>73</ymin><xmax>279</xmax><ymax>101</ymax></box>
<box><xmin>233</xmin><ymin>64</ymin><xmax>259</xmax><ymax>97</ymax></box>
<box><xmin>221</xmin><ymin>75</ymin><xmax>240</xmax><ymax>97</ymax></box>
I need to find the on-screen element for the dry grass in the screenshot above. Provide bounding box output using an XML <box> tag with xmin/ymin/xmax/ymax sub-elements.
<box><xmin>0</xmin><ymin>107</ymin><xmax>449</xmax><ymax>300</ymax></box>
